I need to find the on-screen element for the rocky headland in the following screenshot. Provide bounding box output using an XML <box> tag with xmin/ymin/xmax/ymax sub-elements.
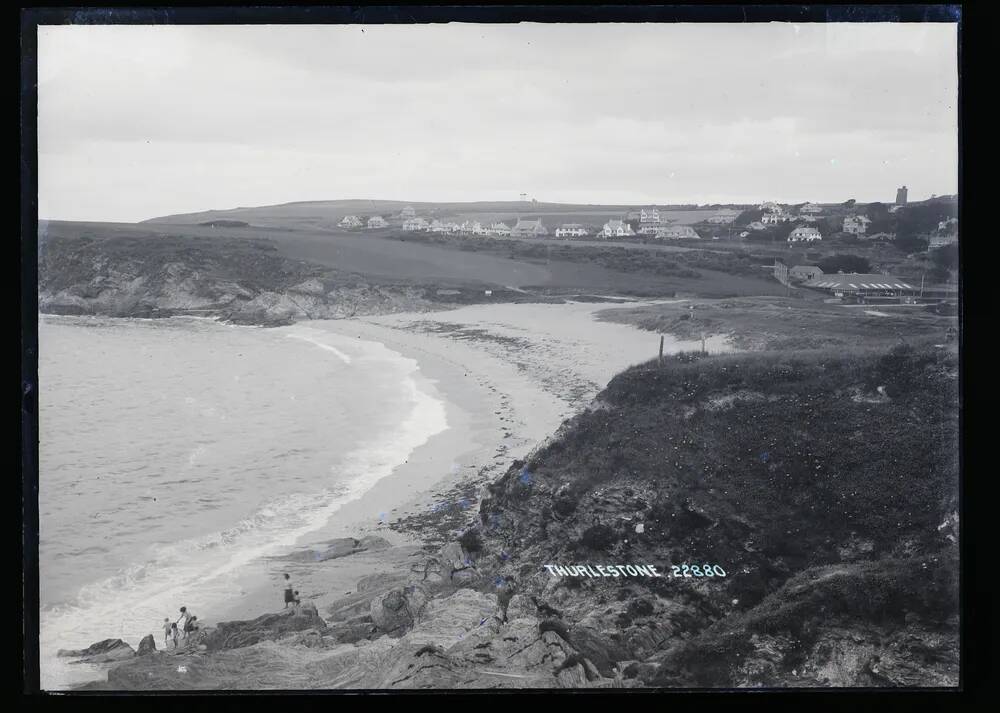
<box><xmin>66</xmin><ymin>342</ymin><xmax>959</xmax><ymax>689</ymax></box>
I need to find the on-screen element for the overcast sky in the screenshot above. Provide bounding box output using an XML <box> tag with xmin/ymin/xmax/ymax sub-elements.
<box><xmin>38</xmin><ymin>22</ymin><xmax>958</xmax><ymax>222</ymax></box>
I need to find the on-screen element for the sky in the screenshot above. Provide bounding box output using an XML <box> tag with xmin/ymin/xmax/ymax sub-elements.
<box><xmin>37</xmin><ymin>22</ymin><xmax>959</xmax><ymax>223</ymax></box>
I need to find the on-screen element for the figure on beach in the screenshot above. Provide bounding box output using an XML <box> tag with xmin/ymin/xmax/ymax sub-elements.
<box><xmin>162</xmin><ymin>617</ymin><xmax>172</xmax><ymax>647</ymax></box>
<box><xmin>283</xmin><ymin>573</ymin><xmax>296</xmax><ymax>608</ymax></box>
<box><xmin>293</xmin><ymin>590</ymin><xmax>301</xmax><ymax>607</ymax></box>
<box><xmin>170</xmin><ymin>622</ymin><xmax>179</xmax><ymax>649</ymax></box>
<box><xmin>176</xmin><ymin>606</ymin><xmax>193</xmax><ymax>639</ymax></box>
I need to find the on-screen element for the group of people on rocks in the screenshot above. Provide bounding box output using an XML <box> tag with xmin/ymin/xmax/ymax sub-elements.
<box><xmin>155</xmin><ymin>574</ymin><xmax>300</xmax><ymax>651</ymax></box>
<box><xmin>161</xmin><ymin>606</ymin><xmax>199</xmax><ymax>649</ymax></box>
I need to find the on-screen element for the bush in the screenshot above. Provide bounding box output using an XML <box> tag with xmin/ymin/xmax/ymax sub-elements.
<box><xmin>578</xmin><ymin>524</ymin><xmax>617</xmax><ymax>552</ymax></box>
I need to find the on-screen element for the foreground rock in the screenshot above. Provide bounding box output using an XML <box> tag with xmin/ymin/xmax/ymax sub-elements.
<box><xmin>136</xmin><ymin>634</ymin><xmax>157</xmax><ymax>656</ymax></box>
<box><xmin>201</xmin><ymin>603</ymin><xmax>327</xmax><ymax>651</ymax></box>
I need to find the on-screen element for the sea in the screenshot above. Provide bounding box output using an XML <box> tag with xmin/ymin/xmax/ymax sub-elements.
<box><xmin>37</xmin><ymin>315</ymin><xmax>449</xmax><ymax>689</ymax></box>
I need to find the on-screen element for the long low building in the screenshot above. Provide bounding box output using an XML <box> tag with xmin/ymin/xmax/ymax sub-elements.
<box><xmin>803</xmin><ymin>273</ymin><xmax>916</xmax><ymax>298</ymax></box>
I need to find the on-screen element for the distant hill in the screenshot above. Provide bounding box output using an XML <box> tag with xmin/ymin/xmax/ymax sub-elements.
<box><xmin>143</xmin><ymin>200</ymin><xmax>742</xmax><ymax>230</ymax></box>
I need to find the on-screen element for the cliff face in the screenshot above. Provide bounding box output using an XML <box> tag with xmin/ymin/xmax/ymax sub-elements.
<box><xmin>476</xmin><ymin>344</ymin><xmax>960</xmax><ymax>686</ymax></box>
<box><xmin>37</xmin><ymin>232</ymin><xmax>524</xmax><ymax>326</ymax></box>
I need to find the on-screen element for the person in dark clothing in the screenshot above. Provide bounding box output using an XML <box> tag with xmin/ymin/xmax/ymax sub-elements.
<box><xmin>283</xmin><ymin>573</ymin><xmax>295</xmax><ymax>608</ymax></box>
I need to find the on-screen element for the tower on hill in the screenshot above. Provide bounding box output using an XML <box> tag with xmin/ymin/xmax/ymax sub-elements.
<box><xmin>895</xmin><ymin>185</ymin><xmax>908</xmax><ymax>205</ymax></box>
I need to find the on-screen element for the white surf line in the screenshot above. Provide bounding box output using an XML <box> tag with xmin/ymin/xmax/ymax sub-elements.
<box><xmin>285</xmin><ymin>332</ymin><xmax>353</xmax><ymax>364</ymax></box>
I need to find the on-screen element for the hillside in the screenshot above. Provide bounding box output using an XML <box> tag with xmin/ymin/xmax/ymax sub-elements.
<box><xmin>37</xmin><ymin>221</ymin><xmax>785</xmax><ymax>324</ymax></box>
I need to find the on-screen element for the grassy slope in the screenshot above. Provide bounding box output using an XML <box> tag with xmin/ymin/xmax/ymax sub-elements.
<box><xmin>478</xmin><ymin>343</ymin><xmax>959</xmax><ymax>684</ymax></box>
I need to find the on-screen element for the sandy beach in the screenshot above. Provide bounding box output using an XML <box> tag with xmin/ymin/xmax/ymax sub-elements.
<box><xmin>207</xmin><ymin>299</ymin><xmax>733</xmax><ymax>628</ymax></box>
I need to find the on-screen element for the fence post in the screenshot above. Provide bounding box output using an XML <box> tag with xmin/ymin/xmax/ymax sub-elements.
<box><xmin>658</xmin><ymin>335</ymin><xmax>664</xmax><ymax>366</ymax></box>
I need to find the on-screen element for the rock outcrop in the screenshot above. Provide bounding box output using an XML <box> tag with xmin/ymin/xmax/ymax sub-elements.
<box><xmin>58</xmin><ymin>638</ymin><xmax>135</xmax><ymax>664</ymax></box>
<box><xmin>201</xmin><ymin>603</ymin><xmax>327</xmax><ymax>651</ymax></box>
<box><xmin>136</xmin><ymin>634</ymin><xmax>157</xmax><ymax>656</ymax></box>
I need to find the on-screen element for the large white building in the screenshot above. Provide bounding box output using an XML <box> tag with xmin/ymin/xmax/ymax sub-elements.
<box><xmin>555</xmin><ymin>224</ymin><xmax>588</xmax><ymax>238</ymax></box>
<box><xmin>600</xmin><ymin>219</ymin><xmax>634</xmax><ymax>238</ymax></box>
<box><xmin>339</xmin><ymin>215</ymin><xmax>362</xmax><ymax>228</ymax></box>
<box><xmin>489</xmin><ymin>222</ymin><xmax>511</xmax><ymax>237</ymax></box>
<box><xmin>367</xmin><ymin>216</ymin><xmax>388</xmax><ymax>229</ymax></box>
<box><xmin>788</xmin><ymin>226</ymin><xmax>823</xmax><ymax>243</ymax></box>
<box><xmin>402</xmin><ymin>217</ymin><xmax>429</xmax><ymax>231</ymax></box>
<box><xmin>842</xmin><ymin>215</ymin><xmax>872</xmax><ymax>235</ymax></box>
<box><xmin>639</xmin><ymin>207</ymin><xmax>660</xmax><ymax>224</ymax></box>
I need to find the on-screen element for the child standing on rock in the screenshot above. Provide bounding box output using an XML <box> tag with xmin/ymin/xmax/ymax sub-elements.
<box><xmin>283</xmin><ymin>573</ymin><xmax>295</xmax><ymax>608</ymax></box>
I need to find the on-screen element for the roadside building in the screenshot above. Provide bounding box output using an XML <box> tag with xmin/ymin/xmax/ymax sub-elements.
<box><xmin>788</xmin><ymin>226</ymin><xmax>823</xmax><ymax>243</ymax></box>
<box><xmin>339</xmin><ymin>215</ymin><xmax>362</xmax><ymax>228</ymax></box>
<box><xmin>803</xmin><ymin>273</ymin><xmax>916</xmax><ymax>300</ymax></box>
<box><xmin>488</xmin><ymin>222</ymin><xmax>511</xmax><ymax>237</ymax></box>
<box><xmin>656</xmin><ymin>225</ymin><xmax>700</xmax><ymax>240</ymax></box>
<box><xmin>789</xmin><ymin>265</ymin><xmax>824</xmax><ymax>282</ymax></box>
<box><xmin>555</xmin><ymin>224</ymin><xmax>588</xmax><ymax>238</ymax></box>
<box><xmin>639</xmin><ymin>207</ymin><xmax>660</xmax><ymax>224</ymax></box>
<box><xmin>511</xmin><ymin>218</ymin><xmax>548</xmax><ymax>238</ymax></box>
<box><xmin>400</xmin><ymin>206</ymin><xmax>416</xmax><ymax>219</ymax></box>
<box><xmin>842</xmin><ymin>215</ymin><xmax>872</xmax><ymax>235</ymax></box>
<box><xmin>600</xmin><ymin>219</ymin><xmax>634</xmax><ymax>238</ymax></box>
<box><xmin>929</xmin><ymin>234</ymin><xmax>958</xmax><ymax>249</ymax></box>
<box><xmin>402</xmin><ymin>217</ymin><xmax>429</xmax><ymax>231</ymax></box>
<box><xmin>367</xmin><ymin>216</ymin><xmax>388</xmax><ymax>229</ymax></box>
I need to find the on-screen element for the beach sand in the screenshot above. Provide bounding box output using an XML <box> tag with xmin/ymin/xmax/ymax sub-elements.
<box><xmin>189</xmin><ymin>300</ymin><xmax>733</xmax><ymax>628</ymax></box>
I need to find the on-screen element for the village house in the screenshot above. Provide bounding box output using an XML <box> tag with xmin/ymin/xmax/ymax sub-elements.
<box><xmin>367</xmin><ymin>216</ymin><xmax>388</xmax><ymax>229</ymax></box>
<box><xmin>402</xmin><ymin>217</ymin><xmax>429</xmax><ymax>231</ymax></box>
<box><xmin>656</xmin><ymin>225</ymin><xmax>700</xmax><ymax>240</ymax></box>
<box><xmin>842</xmin><ymin>215</ymin><xmax>872</xmax><ymax>235</ymax></box>
<box><xmin>799</xmin><ymin>214</ymin><xmax>820</xmax><ymax>223</ymax></box>
<box><xmin>787</xmin><ymin>226</ymin><xmax>823</xmax><ymax>243</ymax></box>
<box><xmin>555</xmin><ymin>224</ymin><xmax>588</xmax><ymax>238</ymax></box>
<box><xmin>459</xmin><ymin>220</ymin><xmax>484</xmax><ymax>234</ymax></box>
<box><xmin>400</xmin><ymin>206</ymin><xmax>416</xmax><ymax>219</ymax></box>
<box><xmin>937</xmin><ymin>217</ymin><xmax>958</xmax><ymax>233</ymax></box>
<box><xmin>489</xmin><ymin>222</ymin><xmax>511</xmax><ymax>237</ymax></box>
<box><xmin>339</xmin><ymin>215</ymin><xmax>362</xmax><ymax>228</ymax></box>
<box><xmin>511</xmin><ymin>219</ymin><xmax>548</xmax><ymax>238</ymax></box>
<box><xmin>789</xmin><ymin>265</ymin><xmax>824</xmax><ymax>282</ymax></box>
<box><xmin>759</xmin><ymin>201</ymin><xmax>782</xmax><ymax>213</ymax></box>
<box><xmin>800</xmin><ymin>203</ymin><xmax>823</xmax><ymax>214</ymax></box>
<box><xmin>929</xmin><ymin>233</ymin><xmax>958</xmax><ymax>249</ymax></box>
<box><xmin>639</xmin><ymin>207</ymin><xmax>660</xmax><ymax>224</ymax></box>
<box><xmin>600</xmin><ymin>219</ymin><xmax>634</xmax><ymax>238</ymax></box>
<box><xmin>761</xmin><ymin>211</ymin><xmax>792</xmax><ymax>225</ymax></box>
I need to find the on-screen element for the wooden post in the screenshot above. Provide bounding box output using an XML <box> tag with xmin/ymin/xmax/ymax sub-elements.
<box><xmin>658</xmin><ymin>335</ymin><xmax>664</xmax><ymax>366</ymax></box>
<box><xmin>701</xmin><ymin>332</ymin><xmax>706</xmax><ymax>354</ymax></box>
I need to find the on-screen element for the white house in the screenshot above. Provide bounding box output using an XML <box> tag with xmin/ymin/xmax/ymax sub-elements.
<box><xmin>400</xmin><ymin>206</ymin><xmax>416</xmax><ymax>219</ymax></box>
<box><xmin>555</xmin><ymin>224</ymin><xmax>588</xmax><ymax>238</ymax></box>
<box><xmin>339</xmin><ymin>215</ymin><xmax>362</xmax><ymax>228</ymax></box>
<box><xmin>460</xmin><ymin>220</ymin><xmax>483</xmax><ymax>234</ymax></box>
<box><xmin>402</xmin><ymin>217</ymin><xmax>429</xmax><ymax>231</ymax></box>
<box><xmin>600</xmin><ymin>219</ymin><xmax>634</xmax><ymax>238</ymax></box>
<box><xmin>639</xmin><ymin>207</ymin><xmax>660</xmax><ymax>224</ymax></box>
<box><xmin>842</xmin><ymin>215</ymin><xmax>872</xmax><ymax>235</ymax></box>
<box><xmin>761</xmin><ymin>212</ymin><xmax>792</xmax><ymax>225</ymax></box>
<box><xmin>511</xmin><ymin>219</ymin><xmax>548</xmax><ymax>237</ymax></box>
<box><xmin>656</xmin><ymin>225</ymin><xmax>700</xmax><ymax>240</ymax></box>
<box><xmin>800</xmin><ymin>203</ymin><xmax>823</xmax><ymax>214</ymax></box>
<box><xmin>788</xmin><ymin>226</ymin><xmax>823</xmax><ymax>243</ymax></box>
<box><xmin>489</xmin><ymin>222</ymin><xmax>511</xmax><ymax>237</ymax></box>
<box><xmin>367</xmin><ymin>216</ymin><xmax>388</xmax><ymax>229</ymax></box>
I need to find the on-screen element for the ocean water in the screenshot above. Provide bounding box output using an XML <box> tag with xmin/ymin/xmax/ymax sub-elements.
<box><xmin>37</xmin><ymin>315</ymin><xmax>448</xmax><ymax>689</ymax></box>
